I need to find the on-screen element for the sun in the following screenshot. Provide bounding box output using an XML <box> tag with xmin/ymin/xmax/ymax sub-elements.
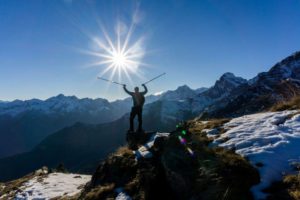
<box><xmin>112</xmin><ymin>51</ymin><xmax>127</xmax><ymax>67</ymax></box>
<box><xmin>83</xmin><ymin>20</ymin><xmax>147</xmax><ymax>83</ymax></box>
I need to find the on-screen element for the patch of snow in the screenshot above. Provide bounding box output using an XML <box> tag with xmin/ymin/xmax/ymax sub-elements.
<box><xmin>115</xmin><ymin>188</ymin><xmax>132</xmax><ymax>200</ymax></box>
<box><xmin>153</xmin><ymin>91</ymin><xmax>165</xmax><ymax>96</ymax></box>
<box><xmin>286</xmin><ymin>78</ymin><xmax>300</xmax><ymax>85</ymax></box>
<box><xmin>134</xmin><ymin>146</ymin><xmax>153</xmax><ymax>159</ymax></box>
<box><xmin>116</xmin><ymin>192</ymin><xmax>132</xmax><ymax>200</ymax></box>
<box><xmin>134</xmin><ymin>132</ymin><xmax>170</xmax><ymax>160</ymax></box>
<box><xmin>15</xmin><ymin>173</ymin><xmax>91</xmax><ymax>200</ymax></box>
<box><xmin>200</xmin><ymin>121</ymin><xmax>209</xmax><ymax>124</ymax></box>
<box><xmin>202</xmin><ymin>128</ymin><xmax>219</xmax><ymax>138</ymax></box>
<box><xmin>212</xmin><ymin>110</ymin><xmax>300</xmax><ymax>199</ymax></box>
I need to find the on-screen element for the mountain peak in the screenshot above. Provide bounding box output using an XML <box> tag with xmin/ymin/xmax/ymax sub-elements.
<box><xmin>55</xmin><ymin>94</ymin><xmax>78</xmax><ymax>100</ymax></box>
<box><xmin>201</xmin><ymin>72</ymin><xmax>247</xmax><ymax>99</ymax></box>
<box><xmin>217</xmin><ymin>72</ymin><xmax>247</xmax><ymax>87</ymax></box>
<box><xmin>176</xmin><ymin>84</ymin><xmax>191</xmax><ymax>91</ymax></box>
<box><xmin>45</xmin><ymin>94</ymin><xmax>79</xmax><ymax>103</ymax></box>
<box><xmin>161</xmin><ymin>85</ymin><xmax>196</xmax><ymax>100</ymax></box>
<box><xmin>56</xmin><ymin>94</ymin><xmax>65</xmax><ymax>98</ymax></box>
<box><xmin>220</xmin><ymin>72</ymin><xmax>236</xmax><ymax>79</ymax></box>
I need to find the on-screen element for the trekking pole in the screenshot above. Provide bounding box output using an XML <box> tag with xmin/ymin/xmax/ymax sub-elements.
<box><xmin>97</xmin><ymin>77</ymin><xmax>124</xmax><ymax>86</ymax></box>
<box><xmin>142</xmin><ymin>73</ymin><xmax>166</xmax><ymax>85</ymax></box>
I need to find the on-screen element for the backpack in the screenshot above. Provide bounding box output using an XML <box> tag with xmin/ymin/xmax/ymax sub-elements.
<box><xmin>133</xmin><ymin>93</ymin><xmax>145</xmax><ymax>106</ymax></box>
<box><xmin>140</xmin><ymin>94</ymin><xmax>145</xmax><ymax>106</ymax></box>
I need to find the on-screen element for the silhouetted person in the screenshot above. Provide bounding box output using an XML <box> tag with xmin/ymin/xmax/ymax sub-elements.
<box><xmin>123</xmin><ymin>84</ymin><xmax>148</xmax><ymax>132</ymax></box>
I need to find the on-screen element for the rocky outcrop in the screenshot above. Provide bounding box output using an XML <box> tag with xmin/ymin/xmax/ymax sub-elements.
<box><xmin>80</xmin><ymin>122</ymin><xmax>260</xmax><ymax>200</ymax></box>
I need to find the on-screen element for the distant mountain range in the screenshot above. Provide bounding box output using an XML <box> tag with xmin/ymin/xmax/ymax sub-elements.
<box><xmin>0</xmin><ymin>71</ymin><xmax>248</xmax><ymax>181</ymax></box>
<box><xmin>0</xmin><ymin>84</ymin><xmax>210</xmax><ymax>158</ymax></box>
<box><xmin>0</xmin><ymin>92</ymin><xmax>162</xmax><ymax>158</ymax></box>
<box><xmin>1</xmin><ymin>51</ymin><xmax>300</xmax><ymax>182</ymax></box>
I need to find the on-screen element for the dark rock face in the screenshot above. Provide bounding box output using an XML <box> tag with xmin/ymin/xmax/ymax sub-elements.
<box><xmin>90</xmin><ymin>151</ymin><xmax>138</xmax><ymax>188</ymax></box>
<box><xmin>161</xmin><ymin>142</ymin><xmax>196</xmax><ymax>199</ymax></box>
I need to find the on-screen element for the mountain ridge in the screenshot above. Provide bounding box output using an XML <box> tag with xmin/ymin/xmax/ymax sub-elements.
<box><xmin>201</xmin><ymin>51</ymin><xmax>300</xmax><ymax>118</ymax></box>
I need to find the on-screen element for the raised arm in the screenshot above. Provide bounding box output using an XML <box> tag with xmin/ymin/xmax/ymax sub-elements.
<box><xmin>123</xmin><ymin>84</ymin><xmax>133</xmax><ymax>95</ymax></box>
<box><xmin>141</xmin><ymin>84</ymin><xmax>148</xmax><ymax>95</ymax></box>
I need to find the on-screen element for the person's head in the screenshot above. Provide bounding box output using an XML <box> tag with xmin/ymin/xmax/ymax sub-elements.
<box><xmin>134</xmin><ymin>87</ymin><xmax>139</xmax><ymax>93</ymax></box>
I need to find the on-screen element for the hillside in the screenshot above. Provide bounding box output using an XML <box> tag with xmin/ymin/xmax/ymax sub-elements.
<box><xmin>0</xmin><ymin>102</ymin><xmax>181</xmax><ymax>182</ymax></box>
<box><xmin>0</xmin><ymin>118</ymin><xmax>127</xmax><ymax>182</ymax></box>
<box><xmin>79</xmin><ymin>109</ymin><xmax>300</xmax><ymax>200</ymax></box>
<box><xmin>1</xmin><ymin>109</ymin><xmax>300</xmax><ymax>199</ymax></box>
<box><xmin>0</xmin><ymin>119</ymin><xmax>261</xmax><ymax>200</ymax></box>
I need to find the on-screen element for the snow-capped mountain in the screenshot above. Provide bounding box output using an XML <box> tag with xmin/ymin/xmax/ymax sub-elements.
<box><xmin>160</xmin><ymin>85</ymin><xmax>197</xmax><ymax>101</ymax></box>
<box><xmin>0</xmin><ymin>85</ymin><xmax>208</xmax><ymax>159</ymax></box>
<box><xmin>254</xmin><ymin>52</ymin><xmax>300</xmax><ymax>86</ymax></box>
<box><xmin>0</xmin><ymin>95</ymin><xmax>131</xmax><ymax>159</ymax></box>
<box><xmin>202</xmin><ymin>72</ymin><xmax>247</xmax><ymax>99</ymax></box>
<box><xmin>203</xmin><ymin>51</ymin><xmax>300</xmax><ymax>118</ymax></box>
<box><xmin>0</xmin><ymin>95</ymin><xmax>111</xmax><ymax>117</ymax></box>
<box><xmin>136</xmin><ymin>73</ymin><xmax>246</xmax><ymax>128</ymax></box>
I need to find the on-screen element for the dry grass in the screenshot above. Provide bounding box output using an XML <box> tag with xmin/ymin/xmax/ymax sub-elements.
<box><xmin>265</xmin><ymin>167</ymin><xmax>300</xmax><ymax>199</ymax></box>
<box><xmin>188</xmin><ymin>118</ymin><xmax>229</xmax><ymax>134</ymax></box>
<box><xmin>283</xmin><ymin>173</ymin><xmax>300</xmax><ymax>200</ymax></box>
<box><xmin>271</xmin><ymin>96</ymin><xmax>300</xmax><ymax>112</ymax></box>
<box><xmin>0</xmin><ymin>172</ymin><xmax>37</xmax><ymax>199</ymax></box>
<box><xmin>188</xmin><ymin>118</ymin><xmax>230</xmax><ymax>144</ymax></box>
<box><xmin>83</xmin><ymin>184</ymin><xmax>115</xmax><ymax>200</ymax></box>
<box><xmin>114</xmin><ymin>146</ymin><xmax>134</xmax><ymax>156</ymax></box>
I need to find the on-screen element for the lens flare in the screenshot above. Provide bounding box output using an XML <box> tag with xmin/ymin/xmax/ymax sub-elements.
<box><xmin>82</xmin><ymin>18</ymin><xmax>147</xmax><ymax>83</ymax></box>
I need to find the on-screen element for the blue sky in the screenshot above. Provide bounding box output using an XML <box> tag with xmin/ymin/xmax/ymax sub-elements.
<box><xmin>0</xmin><ymin>0</ymin><xmax>300</xmax><ymax>101</ymax></box>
